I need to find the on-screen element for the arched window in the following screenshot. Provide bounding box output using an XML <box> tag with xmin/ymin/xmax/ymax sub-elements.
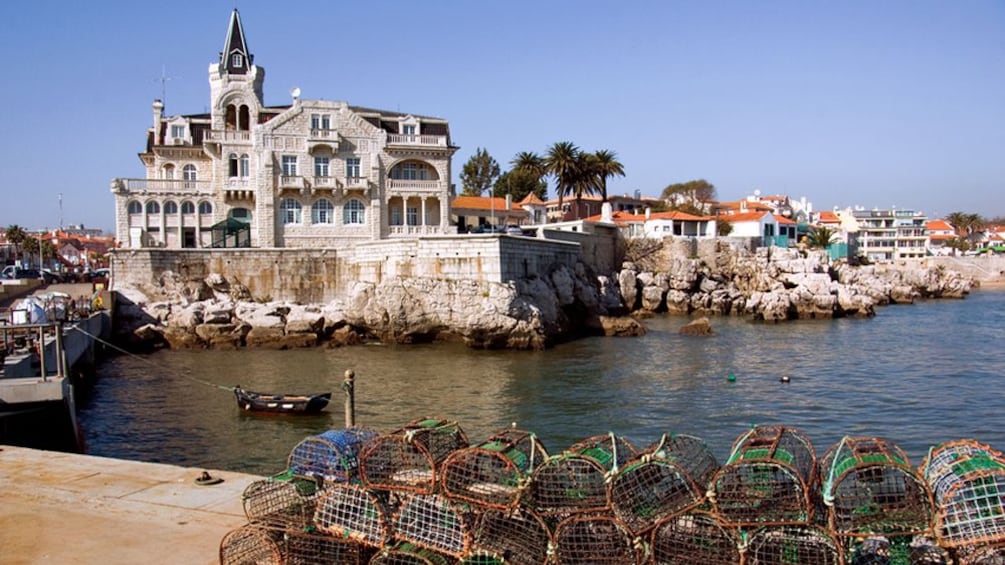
<box><xmin>146</xmin><ymin>201</ymin><xmax>161</xmax><ymax>214</ymax></box>
<box><xmin>127</xmin><ymin>201</ymin><xmax>142</xmax><ymax>214</ymax></box>
<box><xmin>228</xmin><ymin>154</ymin><xmax>238</xmax><ymax>177</ymax></box>
<box><xmin>239</xmin><ymin>154</ymin><xmax>250</xmax><ymax>177</ymax></box>
<box><xmin>164</xmin><ymin>201</ymin><xmax>178</xmax><ymax>214</ymax></box>
<box><xmin>280</xmin><ymin>198</ymin><xmax>302</xmax><ymax>225</ymax></box>
<box><xmin>343</xmin><ymin>199</ymin><xmax>365</xmax><ymax>225</ymax></box>
<box><xmin>239</xmin><ymin>105</ymin><xmax>250</xmax><ymax>131</ymax></box>
<box><xmin>183</xmin><ymin>164</ymin><xmax>197</xmax><ymax>181</ymax></box>
<box><xmin>198</xmin><ymin>201</ymin><xmax>213</xmax><ymax>215</ymax></box>
<box><xmin>181</xmin><ymin>201</ymin><xmax>195</xmax><ymax>214</ymax></box>
<box><xmin>226</xmin><ymin>105</ymin><xmax>237</xmax><ymax>129</ymax></box>
<box><xmin>162</xmin><ymin>164</ymin><xmax>175</xmax><ymax>180</ymax></box>
<box><xmin>229</xmin><ymin>207</ymin><xmax>252</xmax><ymax>223</ymax></box>
<box><xmin>390</xmin><ymin>161</ymin><xmax>433</xmax><ymax>180</ymax></box>
<box><xmin>312</xmin><ymin>199</ymin><xmax>334</xmax><ymax>224</ymax></box>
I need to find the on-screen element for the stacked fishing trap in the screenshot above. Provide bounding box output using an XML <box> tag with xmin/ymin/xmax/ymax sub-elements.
<box><xmin>219</xmin><ymin>420</ymin><xmax>1005</xmax><ymax>564</ymax></box>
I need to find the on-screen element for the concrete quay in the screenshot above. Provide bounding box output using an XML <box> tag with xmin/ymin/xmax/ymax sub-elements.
<box><xmin>0</xmin><ymin>445</ymin><xmax>260</xmax><ymax>564</ymax></box>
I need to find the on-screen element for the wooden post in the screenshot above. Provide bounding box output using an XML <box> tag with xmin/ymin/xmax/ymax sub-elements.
<box><xmin>343</xmin><ymin>369</ymin><xmax>355</xmax><ymax>428</ymax></box>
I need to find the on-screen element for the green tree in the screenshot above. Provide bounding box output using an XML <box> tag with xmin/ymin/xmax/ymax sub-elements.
<box><xmin>805</xmin><ymin>226</ymin><xmax>837</xmax><ymax>248</ymax></box>
<box><xmin>4</xmin><ymin>225</ymin><xmax>27</xmax><ymax>264</ymax></box>
<box><xmin>544</xmin><ymin>141</ymin><xmax>581</xmax><ymax>219</ymax></box>
<box><xmin>661</xmin><ymin>179</ymin><xmax>716</xmax><ymax>213</ymax></box>
<box><xmin>569</xmin><ymin>151</ymin><xmax>601</xmax><ymax>219</ymax></box>
<box><xmin>591</xmin><ymin>149</ymin><xmax>625</xmax><ymax>203</ymax></box>
<box><xmin>493</xmin><ymin>169</ymin><xmax>547</xmax><ymax>201</ymax></box>
<box><xmin>716</xmin><ymin>219</ymin><xmax>733</xmax><ymax>236</ymax></box>
<box><xmin>510</xmin><ymin>151</ymin><xmax>547</xmax><ymax>188</ymax></box>
<box><xmin>460</xmin><ymin>147</ymin><xmax>500</xmax><ymax>196</ymax></box>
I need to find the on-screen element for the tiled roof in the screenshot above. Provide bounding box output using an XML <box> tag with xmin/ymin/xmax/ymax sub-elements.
<box><xmin>583</xmin><ymin>210</ymin><xmax>713</xmax><ymax>223</ymax></box>
<box><xmin>519</xmin><ymin>193</ymin><xmax>546</xmax><ymax>205</ymax></box>
<box><xmin>926</xmin><ymin>219</ymin><xmax>953</xmax><ymax>231</ymax></box>
<box><xmin>719</xmin><ymin>211</ymin><xmax>769</xmax><ymax>223</ymax></box>
<box><xmin>818</xmin><ymin>211</ymin><xmax>840</xmax><ymax>223</ymax></box>
<box><xmin>774</xmin><ymin>214</ymin><xmax>797</xmax><ymax>225</ymax></box>
<box><xmin>451</xmin><ymin>195</ymin><xmax>523</xmax><ymax>213</ymax></box>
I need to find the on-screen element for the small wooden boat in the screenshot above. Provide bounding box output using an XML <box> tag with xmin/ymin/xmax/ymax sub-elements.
<box><xmin>233</xmin><ymin>386</ymin><xmax>332</xmax><ymax>414</ymax></box>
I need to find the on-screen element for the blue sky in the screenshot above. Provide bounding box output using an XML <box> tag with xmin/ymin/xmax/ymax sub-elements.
<box><xmin>0</xmin><ymin>1</ymin><xmax>1002</xmax><ymax>232</ymax></box>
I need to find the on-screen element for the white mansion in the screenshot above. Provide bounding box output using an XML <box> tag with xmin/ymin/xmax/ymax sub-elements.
<box><xmin>112</xmin><ymin>10</ymin><xmax>457</xmax><ymax>249</ymax></box>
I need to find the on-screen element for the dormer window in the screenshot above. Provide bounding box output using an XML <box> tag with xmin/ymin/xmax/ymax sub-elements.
<box><xmin>402</xmin><ymin>124</ymin><xmax>416</xmax><ymax>136</ymax></box>
<box><xmin>171</xmin><ymin>125</ymin><xmax>185</xmax><ymax>139</ymax></box>
<box><xmin>232</xmin><ymin>53</ymin><xmax>243</xmax><ymax>68</ymax></box>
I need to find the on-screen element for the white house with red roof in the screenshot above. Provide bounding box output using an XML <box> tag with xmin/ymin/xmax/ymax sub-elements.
<box><xmin>718</xmin><ymin>211</ymin><xmax>797</xmax><ymax>246</ymax></box>
<box><xmin>450</xmin><ymin>195</ymin><xmax>529</xmax><ymax>232</ymax></box>
<box><xmin>584</xmin><ymin>210</ymin><xmax>716</xmax><ymax>239</ymax></box>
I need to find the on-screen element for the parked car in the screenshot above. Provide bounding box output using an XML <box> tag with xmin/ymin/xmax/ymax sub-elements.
<box><xmin>0</xmin><ymin>267</ymin><xmax>43</xmax><ymax>281</ymax></box>
<box><xmin>41</xmin><ymin>269</ymin><xmax>66</xmax><ymax>284</ymax></box>
<box><xmin>504</xmin><ymin>225</ymin><xmax>524</xmax><ymax>235</ymax></box>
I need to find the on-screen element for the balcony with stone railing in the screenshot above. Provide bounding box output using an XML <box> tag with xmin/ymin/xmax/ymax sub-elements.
<box><xmin>278</xmin><ymin>176</ymin><xmax>307</xmax><ymax>191</ymax></box>
<box><xmin>308</xmin><ymin>129</ymin><xmax>339</xmax><ymax>152</ymax></box>
<box><xmin>387</xmin><ymin>179</ymin><xmax>442</xmax><ymax>193</ymax></box>
<box><xmin>204</xmin><ymin>130</ymin><xmax>253</xmax><ymax>144</ymax></box>
<box><xmin>386</xmin><ymin>133</ymin><xmax>448</xmax><ymax>148</ymax></box>
<box><xmin>111</xmin><ymin>178</ymin><xmax>212</xmax><ymax>195</ymax></box>
<box><xmin>311</xmin><ymin>176</ymin><xmax>338</xmax><ymax>189</ymax></box>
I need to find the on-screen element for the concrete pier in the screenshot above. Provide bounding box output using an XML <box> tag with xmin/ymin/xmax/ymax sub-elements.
<box><xmin>0</xmin><ymin>446</ymin><xmax>259</xmax><ymax>565</ymax></box>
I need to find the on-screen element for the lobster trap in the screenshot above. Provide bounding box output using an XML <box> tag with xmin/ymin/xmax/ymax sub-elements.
<box><xmin>360</xmin><ymin>418</ymin><xmax>469</xmax><ymax>494</ymax></box>
<box><xmin>288</xmin><ymin>427</ymin><xmax>380</xmax><ymax>483</ymax></box>
<box><xmin>469</xmin><ymin>507</ymin><xmax>553</xmax><ymax>565</ymax></box>
<box><xmin>314</xmin><ymin>482</ymin><xmax>393</xmax><ymax>548</ymax></box>
<box><xmin>843</xmin><ymin>535</ymin><xmax>949</xmax><ymax>565</ymax></box>
<box><xmin>284</xmin><ymin>528</ymin><xmax>366</xmax><ymax>565</ymax></box>
<box><xmin>552</xmin><ymin>514</ymin><xmax>637</xmax><ymax>565</ymax></box>
<box><xmin>710</xmin><ymin>425</ymin><xmax>818</xmax><ymax>526</ymax></box>
<box><xmin>392</xmin><ymin>493</ymin><xmax>474</xmax><ymax>558</ymax></box>
<box><xmin>219</xmin><ymin>524</ymin><xmax>283</xmax><ymax>565</ymax></box>
<box><xmin>440</xmin><ymin>428</ymin><xmax>549</xmax><ymax>510</ymax></box>
<box><xmin>242</xmin><ymin>473</ymin><xmax>320</xmax><ymax>529</ymax></box>
<box><xmin>921</xmin><ymin>440</ymin><xmax>1005</xmax><ymax>549</ymax></box>
<box><xmin>525</xmin><ymin>433</ymin><xmax>637</xmax><ymax>516</ymax></box>
<box><xmin>369</xmin><ymin>542</ymin><xmax>454</xmax><ymax>565</ymax></box>
<box><xmin>744</xmin><ymin>525</ymin><xmax>840</xmax><ymax>565</ymax></box>
<box><xmin>820</xmin><ymin>436</ymin><xmax>933</xmax><ymax>537</ymax></box>
<box><xmin>649</xmin><ymin>511</ymin><xmax>741</xmax><ymax>565</ymax></box>
<box><xmin>957</xmin><ymin>543</ymin><xmax>1005</xmax><ymax>565</ymax></box>
<box><xmin>610</xmin><ymin>433</ymin><xmax>719</xmax><ymax>535</ymax></box>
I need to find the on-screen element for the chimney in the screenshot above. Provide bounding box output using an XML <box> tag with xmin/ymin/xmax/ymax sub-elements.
<box><xmin>505</xmin><ymin>194</ymin><xmax>512</xmax><ymax>210</ymax></box>
<box><xmin>152</xmin><ymin>99</ymin><xmax>164</xmax><ymax>144</ymax></box>
<box><xmin>601</xmin><ymin>201</ymin><xmax>613</xmax><ymax>222</ymax></box>
<box><xmin>644</xmin><ymin>207</ymin><xmax>651</xmax><ymax>220</ymax></box>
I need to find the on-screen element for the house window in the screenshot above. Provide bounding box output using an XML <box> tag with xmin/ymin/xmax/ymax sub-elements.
<box><xmin>343</xmin><ymin>199</ymin><xmax>365</xmax><ymax>225</ymax></box>
<box><xmin>164</xmin><ymin>201</ymin><xmax>178</xmax><ymax>214</ymax></box>
<box><xmin>229</xmin><ymin>207</ymin><xmax>252</xmax><ymax>223</ymax></box>
<box><xmin>170</xmin><ymin>125</ymin><xmax>185</xmax><ymax>139</ymax></box>
<box><xmin>312</xmin><ymin>199</ymin><xmax>334</xmax><ymax>224</ymax></box>
<box><xmin>228</xmin><ymin>154</ymin><xmax>238</xmax><ymax>177</ymax></box>
<box><xmin>239</xmin><ymin>154</ymin><xmax>250</xmax><ymax>177</ymax></box>
<box><xmin>310</xmin><ymin>114</ymin><xmax>320</xmax><ymax>129</ymax></box>
<box><xmin>346</xmin><ymin>157</ymin><xmax>360</xmax><ymax>178</ymax></box>
<box><xmin>314</xmin><ymin>156</ymin><xmax>329</xmax><ymax>177</ymax></box>
<box><xmin>162</xmin><ymin>164</ymin><xmax>174</xmax><ymax>179</ymax></box>
<box><xmin>281</xmin><ymin>155</ymin><xmax>298</xmax><ymax>176</ymax></box>
<box><xmin>406</xmin><ymin>207</ymin><xmax>418</xmax><ymax>226</ymax></box>
<box><xmin>183</xmin><ymin>164</ymin><xmax>197</xmax><ymax>181</ymax></box>
<box><xmin>146</xmin><ymin>201</ymin><xmax>161</xmax><ymax>214</ymax></box>
<box><xmin>402</xmin><ymin>124</ymin><xmax>416</xmax><ymax>136</ymax></box>
<box><xmin>391</xmin><ymin>207</ymin><xmax>403</xmax><ymax>226</ymax></box>
<box><xmin>310</xmin><ymin>114</ymin><xmax>331</xmax><ymax>130</ymax></box>
<box><xmin>127</xmin><ymin>201</ymin><xmax>142</xmax><ymax>214</ymax></box>
<box><xmin>393</xmin><ymin>162</ymin><xmax>429</xmax><ymax>180</ymax></box>
<box><xmin>280</xmin><ymin>198</ymin><xmax>302</xmax><ymax>224</ymax></box>
<box><xmin>181</xmin><ymin>201</ymin><xmax>195</xmax><ymax>214</ymax></box>
<box><xmin>198</xmin><ymin>201</ymin><xmax>213</xmax><ymax>215</ymax></box>
<box><xmin>232</xmin><ymin>53</ymin><xmax>243</xmax><ymax>68</ymax></box>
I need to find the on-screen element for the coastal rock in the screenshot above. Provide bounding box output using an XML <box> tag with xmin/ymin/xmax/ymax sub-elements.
<box><xmin>194</xmin><ymin>323</ymin><xmax>247</xmax><ymax>349</ymax></box>
<box><xmin>641</xmin><ymin>285</ymin><xmax>666</xmax><ymax>312</ymax></box>
<box><xmin>594</xmin><ymin>315</ymin><xmax>647</xmax><ymax>337</ymax></box>
<box><xmin>618</xmin><ymin>268</ymin><xmax>639</xmax><ymax>311</ymax></box>
<box><xmin>202</xmin><ymin>303</ymin><xmax>233</xmax><ymax>325</ymax></box>
<box><xmin>665</xmin><ymin>289</ymin><xmax>691</xmax><ymax>314</ymax></box>
<box><xmin>285</xmin><ymin>305</ymin><xmax>325</xmax><ymax>335</ymax></box>
<box><xmin>680</xmin><ymin>317</ymin><xmax>713</xmax><ymax>335</ymax></box>
<box><xmin>170</xmin><ymin>302</ymin><xmax>205</xmax><ymax>328</ymax></box>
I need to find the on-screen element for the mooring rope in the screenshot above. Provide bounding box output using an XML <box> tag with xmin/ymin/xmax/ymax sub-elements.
<box><xmin>68</xmin><ymin>325</ymin><xmax>234</xmax><ymax>392</ymax></box>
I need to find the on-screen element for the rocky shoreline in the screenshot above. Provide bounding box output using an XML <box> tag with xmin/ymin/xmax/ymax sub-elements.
<box><xmin>114</xmin><ymin>243</ymin><xmax>973</xmax><ymax>351</ymax></box>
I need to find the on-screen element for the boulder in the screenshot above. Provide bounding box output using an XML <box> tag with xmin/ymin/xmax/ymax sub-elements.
<box><xmin>595</xmin><ymin>315</ymin><xmax>647</xmax><ymax>337</ymax></box>
<box><xmin>680</xmin><ymin>317</ymin><xmax>713</xmax><ymax>336</ymax></box>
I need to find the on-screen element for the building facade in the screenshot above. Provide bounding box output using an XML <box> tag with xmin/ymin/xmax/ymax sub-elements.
<box><xmin>851</xmin><ymin>208</ymin><xmax>928</xmax><ymax>261</ymax></box>
<box><xmin>111</xmin><ymin>10</ymin><xmax>457</xmax><ymax>250</ymax></box>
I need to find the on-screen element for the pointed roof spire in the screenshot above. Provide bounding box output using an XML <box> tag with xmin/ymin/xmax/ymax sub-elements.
<box><xmin>220</xmin><ymin>9</ymin><xmax>252</xmax><ymax>75</ymax></box>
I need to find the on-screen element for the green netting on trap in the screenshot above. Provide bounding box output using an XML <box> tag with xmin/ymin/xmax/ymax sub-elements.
<box><xmin>921</xmin><ymin>440</ymin><xmax>1005</xmax><ymax>548</ymax></box>
<box><xmin>369</xmin><ymin>542</ymin><xmax>454</xmax><ymax>565</ymax></box>
<box><xmin>441</xmin><ymin>428</ymin><xmax>549</xmax><ymax>510</ymax></box>
<box><xmin>552</xmin><ymin>514</ymin><xmax>637</xmax><ymax>565</ymax></box>
<box><xmin>392</xmin><ymin>493</ymin><xmax>474</xmax><ymax>558</ymax></box>
<box><xmin>610</xmin><ymin>433</ymin><xmax>720</xmax><ymax>535</ymax></box>
<box><xmin>470</xmin><ymin>507</ymin><xmax>552</xmax><ymax>565</ymax></box>
<box><xmin>219</xmin><ymin>524</ymin><xmax>283</xmax><ymax>565</ymax></box>
<box><xmin>458</xmin><ymin>551</ymin><xmax>509</xmax><ymax>564</ymax></box>
<box><xmin>524</xmin><ymin>433</ymin><xmax>637</xmax><ymax>516</ymax></box>
<box><xmin>744</xmin><ymin>525</ymin><xmax>840</xmax><ymax>565</ymax></box>
<box><xmin>650</xmin><ymin>511</ymin><xmax>740</xmax><ymax>565</ymax></box>
<box><xmin>842</xmin><ymin>535</ymin><xmax>948</xmax><ymax>565</ymax></box>
<box><xmin>711</xmin><ymin>425</ymin><xmax>817</xmax><ymax>526</ymax></box>
<box><xmin>314</xmin><ymin>482</ymin><xmax>392</xmax><ymax>548</ymax></box>
<box><xmin>242</xmin><ymin>475</ymin><xmax>320</xmax><ymax>529</ymax></box>
<box><xmin>287</xmin><ymin>427</ymin><xmax>379</xmax><ymax>483</ymax></box>
<box><xmin>284</xmin><ymin>528</ymin><xmax>365</xmax><ymax>565</ymax></box>
<box><xmin>820</xmin><ymin>436</ymin><xmax>933</xmax><ymax>537</ymax></box>
<box><xmin>360</xmin><ymin>418</ymin><xmax>469</xmax><ymax>494</ymax></box>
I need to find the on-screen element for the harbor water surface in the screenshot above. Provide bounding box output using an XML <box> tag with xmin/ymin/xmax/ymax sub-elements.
<box><xmin>80</xmin><ymin>289</ymin><xmax>1005</xmax><ymax>476</ymax></box>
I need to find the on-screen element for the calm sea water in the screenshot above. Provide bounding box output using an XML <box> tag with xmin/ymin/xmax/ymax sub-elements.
<box><xmin>78</xmin><ymin>289</ymin><xmax>1005</xmax><ymax>476</ymax></box>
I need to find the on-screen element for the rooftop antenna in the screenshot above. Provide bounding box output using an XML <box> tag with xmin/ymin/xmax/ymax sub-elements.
<box><xmin>58</xmin><ymin>193</ymin><xmax>63</xmax><ymax>231</ymax></box>
<box><xmin>154</xmin><ymin>65</ymin><xmax>179</xmax><ymax>106</ymax></box>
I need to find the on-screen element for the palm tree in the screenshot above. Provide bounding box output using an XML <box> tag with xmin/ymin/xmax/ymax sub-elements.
<box><xmin>569</xmin><ymin>152</ymin><xmax>601</xmax><ymax>219</ymax></box>
<box><xmin>511</xmin><ymin>151</ymin><xmax>546</xmax><ymax>184</ymax></box>
<box><xmin>944</xmin><ymin>211</ymin><xmax>968</xmax><ymax>236</ymax></box>
<box><xmin>805</xmin><ymin>226</ymin><xmax>837</xmax><ymax>248</ymax></box>
<box><xmin>591</xmin><ymin>149</ymin><xmax>625</xmax><ymax>203</ymax></box>
<box><xmin>544</xmin><ymin>141</ymin><xmax>581</xmax><ymax>221</ymax></box>
<box><xmin>4</xmin><ymin>224</ymin><xmax>27</xmax><ymax>264</ymax></box>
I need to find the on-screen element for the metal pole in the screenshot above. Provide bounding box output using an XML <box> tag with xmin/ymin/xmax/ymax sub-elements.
<box><xmin>343</xmin><ymin>369</ymin><xmax>355</xmax><ymax>428</ymax></box>
<box><xmin>55</xmin><ymin>323</ymin><xmax>64</xmax><ymax>379</ymax></box>
<box><xmin>38</xmin><ymin>326</ymin><xmax>47</xmax><ymax>382</ymax></box>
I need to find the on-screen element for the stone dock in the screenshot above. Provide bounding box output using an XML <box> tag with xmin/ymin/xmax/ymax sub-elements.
<box><xmin>0</xmin><ymin>445</ymin><xmax>259</xmax><ymax>565</ymax></box>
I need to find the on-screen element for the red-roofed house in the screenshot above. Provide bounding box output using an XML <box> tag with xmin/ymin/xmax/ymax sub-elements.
<box><xmin>584</xmin><ymin>210</ymin><xmax>716</xmax><ymax>239</ymax></box>
<box><xmin>450</xmin><ymin>195</ymin><xmax>529</xmax><ymax>232</ymax></box>
<box><xmin>718</xmin><ymin>211</ymin><xmax>794</xmax><ymax>246</ymax></box>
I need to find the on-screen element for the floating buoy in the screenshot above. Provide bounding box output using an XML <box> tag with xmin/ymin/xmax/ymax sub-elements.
<box><xmin>727</xmin><ymin>374</ymin><xmax>737</xmax><ymax>382</ymax></box>
<box><xmin>780</xmin><ymin>376</ymin><xmax>791</xmax><ymax>383</ymax></box>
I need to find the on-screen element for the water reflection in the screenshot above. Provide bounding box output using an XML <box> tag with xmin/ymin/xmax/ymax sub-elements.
<box><xmin>79</xmin><ymin>291</ymin><xmax>1005</xmax><ymax>475</ymax></box>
